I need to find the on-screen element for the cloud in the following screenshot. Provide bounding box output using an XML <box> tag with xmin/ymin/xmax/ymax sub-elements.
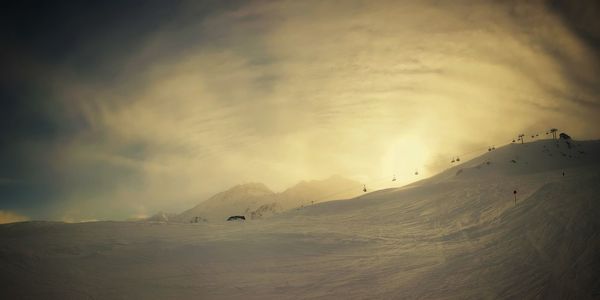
<box><xmin>1</xmin><ymin>0</ymin><xmax>599</xmax><ymax>221</ymax></box>
<box><xmin>0</xmin><ymin>210</ymin><xmax>29</xmax><ymax>224</ymax></box>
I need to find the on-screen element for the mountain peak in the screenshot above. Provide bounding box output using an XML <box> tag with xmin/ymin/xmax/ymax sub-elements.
<box><xmin>225</xmin><ymin>182</ymin><xmax>273</xmax><ymax>196</ymax></box>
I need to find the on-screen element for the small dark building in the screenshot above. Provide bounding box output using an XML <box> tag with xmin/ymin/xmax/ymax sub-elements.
<box><xmin>227</xmin><ymin>215</ymin><xmax>246</xmax><ymax>221</ymax></box>
<box><xmin>559</xmin><ymin>132</ymin><xmax>571</xmax><ymax>140</ymax></box>
<box><xmin>559</xmin><ymin>132</ymin><xmax>573</xmax><ymax>148</ymax></box>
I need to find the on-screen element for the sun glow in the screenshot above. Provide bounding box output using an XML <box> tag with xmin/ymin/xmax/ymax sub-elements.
<box><xmin>379</xmin><ymin>136</ymin><xmax>431</xmax><ymax>188</ymax></box>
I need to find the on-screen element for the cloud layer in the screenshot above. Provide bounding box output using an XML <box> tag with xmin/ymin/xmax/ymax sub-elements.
<box><xmin>1</xmin><ymin>0</ymin><xmax>599</xmax><ymax>221</ymax></box>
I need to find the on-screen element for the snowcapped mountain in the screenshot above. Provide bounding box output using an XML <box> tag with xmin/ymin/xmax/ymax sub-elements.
<box><xmin>277</xmin><ymin>175</ymin><xmax>362</xmax><ymax>209</ymax></box>
<box><xmin>144</xmin><ymin>211</ymin><xmax>178</xmax><ymax>222</ymax></box>
<box><xmin>172</xmin><ymin>175</ymin><xmax>362</xmax><ymax>222</ymax></box>
<box><xmin>173</xmin><ymin>182</ymin><xmax>275</xmax><ymax>223</ymax></box>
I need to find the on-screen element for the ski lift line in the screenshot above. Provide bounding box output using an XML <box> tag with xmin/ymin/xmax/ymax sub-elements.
<box><xmin>448</xmin><ymin>138</ymin><xmax>518</xmax><ymax>165</ymax></box>
<box><xmin>307</xmin><ymin>174</ymin><xmax>402</xmax><ymax>205</ymax></box>
<box><xmin>296</xmin><ymin>135</ymin><xmax>579</xmax><ymax>211</ymax></box>
<box><xmin>304</xmin><ymin>155</ymin><xmax>575</xmax><ymax>209</ymax></box>
<box><xmin>305</xmin><ymin>145</ymin><xmax>580</xmax><ymax>209</ymax></box>
<box><xmin>307</xmin><ymin>134</ymin><xmax>574</xmax><ymax>207</ymax></box>
<box><xmin>449</xmin><ymin>138</ymin><xmax>520</xmax><ymax>164</ymax></box>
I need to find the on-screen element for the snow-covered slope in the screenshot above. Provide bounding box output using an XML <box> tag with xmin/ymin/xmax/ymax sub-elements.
<box><xmin>1</xmin><ymin>139</ymin><xmax>599</xmax><ymax>299</ymax></box>
<box><xmin>420</xmin><ymin>138</ymin><xmax>598</xmax><ymax>184</ymax></box>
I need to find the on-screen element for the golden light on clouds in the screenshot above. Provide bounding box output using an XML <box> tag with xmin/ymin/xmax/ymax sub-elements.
<box><xmin>0</xmin><ymin>211</ymin><xmax>29</xmax><ymax>224</ymax></box>
<box><xmin>2</xmin><ymin>0</ymin><xmax>599</xmax><ymax>221</ymax></box>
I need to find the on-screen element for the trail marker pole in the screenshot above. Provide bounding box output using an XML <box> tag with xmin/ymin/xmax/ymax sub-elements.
<box><xmin>513</xmin><ymin>190</ymin><xmax>517</xmax><ymax>206</ymax></box>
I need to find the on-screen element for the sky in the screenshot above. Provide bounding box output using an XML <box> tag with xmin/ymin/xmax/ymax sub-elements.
<box><xmin>1</xmin><ymin>0</ymin><xmax>599</xmax><ymax>222</ymax></box>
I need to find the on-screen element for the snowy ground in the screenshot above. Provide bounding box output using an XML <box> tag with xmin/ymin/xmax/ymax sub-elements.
<box><xmin>1</xmin><ymin>140</ymin><xmax>600</xmax><ymax>299</ymax></box>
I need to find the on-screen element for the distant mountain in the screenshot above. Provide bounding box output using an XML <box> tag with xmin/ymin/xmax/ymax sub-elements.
<box><xmin>173</xmin><ymin>182</ymin><xmax>274</xmax><ymax>223</ymax></box>
<box><xmin>144</xmin><ymin>211</ymin><xmax>178</xmax><ymax>222</ymax></box>
<box><xmin>276</xmin><ymin>175</ymin><xmax>361</xmax><ymax>209</ymax></box>
<box><xmin>171</xmin><ymin>175</ymin><xmax>362</xmax><ymax>223</ymax></box>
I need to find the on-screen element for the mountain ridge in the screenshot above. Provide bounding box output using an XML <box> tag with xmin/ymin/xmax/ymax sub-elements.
<box><xmin>169</xmin><ymin>175</ymin><xmax>362</xmax><ymax>223</ymax></box>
